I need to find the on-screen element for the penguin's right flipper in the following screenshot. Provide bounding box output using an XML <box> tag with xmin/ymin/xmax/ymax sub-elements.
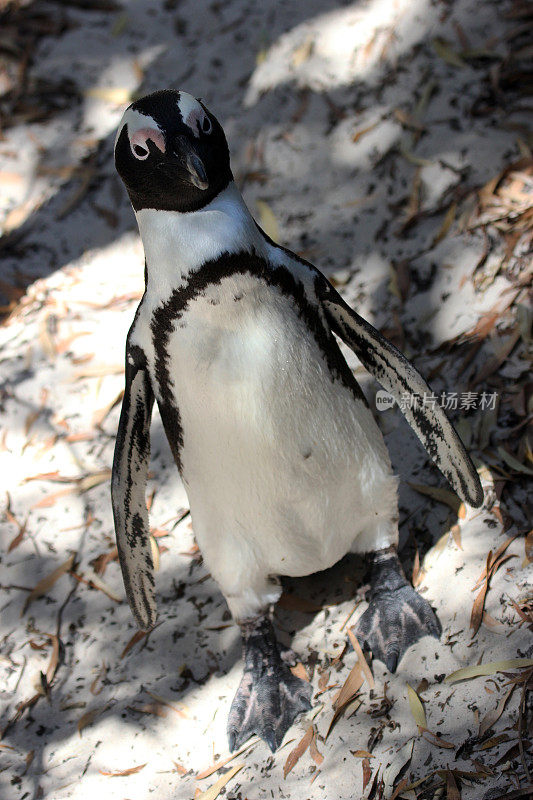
<box><xmin>112</xmin><ymin>340</ymin><xmax>156</xmax><ymax>631</ymax></box>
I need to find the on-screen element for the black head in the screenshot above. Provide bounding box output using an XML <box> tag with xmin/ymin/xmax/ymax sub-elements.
<box><xmin>114</xmin><ymin>89</ymin><xmax>232</xmax><ymax>213</ymax></box>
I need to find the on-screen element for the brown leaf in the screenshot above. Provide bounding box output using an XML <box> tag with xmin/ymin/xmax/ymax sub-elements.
<box><xmin>333</xmin><ymin>661</ymin><xmax>364</xmax><ymax>711</ymax></box>
<box><xmin>451</xmin><ymin>524</ymin><xmax>463</xmax><ymax>550</ymax></box>
<box><xmin>120</xmin><ymin>630</ymin><xmax>146</xmax><ymax>658</ymax></box>
<box><xmin>351</xmin><ymin>750</ymin><xmax>374</xmax><ymax>758</ymax></box>
<box><xmin>100</xmin><ymin>762</ymin><xmax>147</xmax><ymax>777</ymax></box>
<box><xmin>22</xmin><ymin>554</ymin><xmax>76</xmax><ymax>615</ymax></box>
<box><xmin>445</xmin><ymin>769</ymin><xmax>461</xmax><ymax>800</ymax></box>
<box><xmin>90</xmin><ymin>663</ymin><xmax>107</xmax><ymax>695</ymax></box>
<box><xmin>309</xmin><ymin>726</ymin><xmax>323</xmax><ymax>766</ymax></box>
<box><xmin>195</xmin><ymin>738</ymin><xmax>257</xmax><ymax>780</ymax></box>
<box><xmin>362</xmin><ymin>757</ymin><xmax>372</xmax><ymax>791</ymax></box>
<box><xmin>421</xmin><ymin>729</ymin><xmax>456</xmax><ymax>749</ymax></box>
<box><xmin>525</xmin><ymin>529</ymin><xmax>533</xmax><ymax>563</ymax></box>
<box><xmin>196</xmin><ymin>764</ymin><xmax>244</xmax><ymax>800</ymax></box>
<box><xmin>407</xmin><ymin>683</ymin><xmax>427</xmax><ymax>730</ymax></box>
<box><xmin>352</xmin><ymin>122</ymin><xmax>379</xmax><ymax>143</ymax></box>
<box><xmin>408</xmin><ymin>483</ymin><xmax>462</xmax><ymax>514</ymax></box>
<box><xmin>478</xmin><ymin>686</ymin><xmax>515</xmax><ymax>737</ymax></box>
<box><xmin>470</xmin><ymin>551</ymin><xmax>492</xmax><ymax>637</ymax></box>
<box><xmin>78</xmin><ymin>706</ymin><xmax>104</xmax><ymax>736</ymax></box>
<box><xmin>290</xmin><ymin>662</ymin><xmax>309</xmax><ymax>681</ymax></box>
<box><xmin>283</xmin><ymin>725</ymin><xmax>314</xmax><ymax>778</ymax></box>
<box><xmin>145</xmin><ymin>690</ymin><xmax>188</xmax><ymax>718</ymax></box>
<box><xmin>347</xmin><ymin>628</ymin><xmax>375</xmax><ymax>689</ymax></box>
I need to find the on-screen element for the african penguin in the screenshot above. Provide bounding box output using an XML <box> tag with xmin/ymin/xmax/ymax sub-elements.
<box><xmin>112</xmin><ymin>89</ymin><xmax>484</xmax><ymax>753</ymax></box>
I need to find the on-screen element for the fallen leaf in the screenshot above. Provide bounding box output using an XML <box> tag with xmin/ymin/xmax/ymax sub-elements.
<box><xmin>421</xmin><ymin>729</ymin><xmax>456</xmax><ymax>749</ymax></box>
<box><xmin>283</xmin><ymin>725</ymin><xmax>313</xmax><ymax>778</ymax></box>
<box><xmin>347</xmin><ymin>628</ymin><xmax>375</xmax><ymax>689</ymax></box>
<box><xmin>362</xmin><ymin>757</ymin><xmax>372</xmax><ymax>791</ymax></box>
<box><xmin>470</xmin><ymin>551</ymin><xmax>493</xmax><ymax>637</ymax></box>
<box><xmin>290</xmin><ymin>662</ymin><xmax>309</xmax><ymax>681</ymax></box>
<box><xmin>524</xmin><ymin>530</ymin><xmax>533</xmax><ymax>563</ymax></box>
<box><xmin>309</xmin><ymin>727</ymin><xmax>323</xmax><ymax>766</ymax></box>
<box><xmin>445</xmin><ymin>769</ymin><xmax>461</xmax><ymax>800</ymax></box>
<box><xmin>78</xmin><ymin>706</ymin><xmax>105</xmax><ymax>736</ymax></box>
<box><xmin>478</xmin><ymin>686</ymin><xmax>515</xmax><ymax>737</ymax></box>
<box><xmin>22</xmin><ymin>554</ymin><xmax>76</xmax><ymax>615</ymax></box>
<box><xmin>196</xmin><ymin>763</ymin><xmax>243</xmax><ymax>800</ymax></box>
<box><xmin>445</xmin><ymin>658</ymin><xmax>533</xmax><ymax>683</ymax></box>
<box><xmin>196</xmin><ymin>738</ymin><xmax>258</xmax><ymax>780</ymax></box>
<box><xmin>145</xmin><ymin>690</ymin><xmax>188</xmax><ymax>718</ymax></box>
<box><xmin>431</xmin><ymin>201</ymin><xmax>457</xmax><ymax>247</ymax></box>
<box><xmin>497</xmin><ymin>446</ymin><xmax>533</xmax><ymax>476</ymax></box>
<box><xmin>120</xmin><ymin>630</ymin><xmax>146</xmax><ymax>658</ymax></box>
<box><xmin>352</xmin><ymin>122</ymin><xmax>379</xmax><ymax>143</ymax></box>
<box><xmin>100</xmin><ymin>762</ymin><xmax>147</xmax><ymax>777</ymax></box>
<box><xmin>406</xmin><ymin>683</ymin><xmax>427</xmax><ymax>730</ymax></box>
<box><xmin>351</xmin><ymin>750</ymin><xmax>374</xmax><ymax>758</ymax></box>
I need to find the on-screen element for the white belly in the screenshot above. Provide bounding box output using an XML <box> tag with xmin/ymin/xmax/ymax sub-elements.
<box><xmin>149</xmin><ymin>273</ymin><xmax>396</xmax><ymax>594</ymax></box>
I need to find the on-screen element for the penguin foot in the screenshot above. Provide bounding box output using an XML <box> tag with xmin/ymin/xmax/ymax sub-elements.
<box><xmin>227</xmin><ymin>616</ymin><xmax>312</xmax><ymax>753</ymax></box>
<box><xmin>353</xmin><ymin>546</ymin><xmax>441</xmax><ymax>673</ymax></box>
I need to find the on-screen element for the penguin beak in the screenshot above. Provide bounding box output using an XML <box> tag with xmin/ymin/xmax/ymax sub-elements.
<box><xmin>171</xmin><ymin>135</ymin><xmax>209</xmax><ymax>191</ymax></box>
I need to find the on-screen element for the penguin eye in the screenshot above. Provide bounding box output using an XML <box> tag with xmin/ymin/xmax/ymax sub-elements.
<box><xmin>131</xmin><ymin>143</ymin><xmax>150</xmax><ymax>160</ymax></box>
<box><xmin>201</xmin><ymin>116</ymin><xmax>212</xmax><ymax>134</ymax></box>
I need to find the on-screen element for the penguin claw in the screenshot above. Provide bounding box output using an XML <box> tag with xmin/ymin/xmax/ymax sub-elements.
<box><xmin>227</xmin><ymin>666</ymin><xmax>313</xmax><ymax>753</ymax></box>
<box><xmin>353</xmin><ymin>583</ymin><xmax>441</xmax><ymax>673</ymax></box>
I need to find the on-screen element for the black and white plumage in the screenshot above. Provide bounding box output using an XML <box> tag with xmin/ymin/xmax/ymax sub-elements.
<box><xmin>112</xmin><ymin>90</ymin><xmax>483</xmax><ymax>751</ymax></box>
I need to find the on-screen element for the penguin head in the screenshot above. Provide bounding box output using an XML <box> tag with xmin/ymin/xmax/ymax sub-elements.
<box><xmin>114</xmin><ymin>90</ymin><xmax>232</xmax><ymax>212</ymax></box>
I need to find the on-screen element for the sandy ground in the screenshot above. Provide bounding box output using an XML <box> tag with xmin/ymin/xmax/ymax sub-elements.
<box><xmin>0</xmin><ymin>0</ymin><xmax>531</xmax><ymax>799</ymax></box>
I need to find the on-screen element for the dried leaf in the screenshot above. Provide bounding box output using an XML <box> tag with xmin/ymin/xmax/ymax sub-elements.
<box><xmin>421</xmin><ymin>729</ymin><xmax>455</xmax><ymax>749</ymax></box>
<box><xmin>445</xmin><ymin>658</ymin><xmax>533</xmax><ymax>683</ymax></box>
<box><xmin>196</xmin><ymin>764</ymin><xmax>243</xmax><ymax>800</ymax></box>
<box><xmin>78</xmin><ymin>706</ymin><xmax>105</xmax><ymax>736</ymax></box>
<box><xmin>445</xmin><ymin>769</ymin><xmax>461</xmax><ymax>800</ymax></box>
<box><xmin>525</xmin><ymin>530</ymin><xmax>533</xmax><ymax>563</ymax></box>
<box><xmin>121</xmin><ymin>630</ymin><xmax>146</xmax><ymax>658</ymax></box>
<box><xmin>408</xmin><ymin>483</ymin><xmax>462</xmax><ymax>514</ymax></box>
<box><xmin>431</xmin><ymin>202</ymin><xmax>457</xmax><ymax>247</ymax></box>
<box><xmin>478</xmin><ymin>686</ymin><xmax>515</xmax><ymax>737</ymax></box>
<box><xmin>22</xmin><ymin>554</ymin><xmax>75</xmax><ymax>615</ymax></box>
<box><xmin>352</xmin><ymin>122</ymin><xmax>379</xmax><ymax>143</ymax></box>
<box><xmin>256</xmin><ymin>199</ymin><xmax>278</xmax><ymax>242</ymax></box>
<box><xmin>100</xmin><ymin>762</ymin><xmax>147</xmax><ymax>777</ymax></box>
<box><xmin>309</xmin><ymin>727</ymin><xmax>323</xmax><ymax>766</ymax></box>
<box><xmin>470</xmin><ymin>551</ymin><xmax>492</xmax><ymax>637</ymax></box>
<box><xmin>347</xmin><ymin>628</ymin><xmax>375</xmax><ymax>689</ymax></box>
<box><xmin>85</xmin><ymin>570</ymin><xmax>123</xmax><ymax>602</ymax></box>
<box><xmin>145</xmin><ymin>690</ymin><xmax>188</xmax><ymax>718</ymax></box>
<box><xmin>290</xmin><ymin>662</ymin><xmax>309</xmax><ymax>681</ymax></box>
<box><xmin>333</xmin><ymin>661</ymin><xmax>364</xmax><ymax>711</ymax></box>
<box><xmin>406</xmin><ymin>683</ymin><xmax>427</xmax><ymax>730</ymax></box>
<box><xmin>196</xmin><ymin>738</ymin><xmax>257</xmax><ymax>780</ymax></box>
<box><xmin>362</xmin><ymin>757</ymin><xmax>372</xmax><ymax>791</ymax></box>
<box><xmin>351</xmin><ymin>749</ymin><xmax>374</xmax><ymax>758</ymax></box>
<box><xmin>451</xmin><ymin>524</ymin><xmax>463</xmax><ymax>550</ymax></box>
<box><xmin>283</xmin><ymin>725</ymin><xmax>313</xmax><ymax>778</ymax></box>
<box><xmin>497</xmin><ymin>446</ymin><xmax>533</xmax><ymax>476</ymax></box>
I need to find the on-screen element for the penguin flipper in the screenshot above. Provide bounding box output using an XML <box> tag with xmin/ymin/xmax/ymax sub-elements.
<box><xmin>317</xmin><ymin>277</ymin><xmax>483</xmax><ymax>508</ymax></box>
<box><xmin>112</xmin><ymin>340</ymin><xmax>157</xmax><ymax>631</ymax></box>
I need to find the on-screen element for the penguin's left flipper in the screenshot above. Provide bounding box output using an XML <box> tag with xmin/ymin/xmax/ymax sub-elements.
<box><xmin>317</xmin><ymin>276</ymin><xmax>484</xmax><ymax>509</ymax></box>
<box><xmin>353</xmin><ymin>548</ymin><xmax>441</xmax><ymax>673</ymax></box>
<box><xmin>228</xmin><ymin>617</ymin><xmax>312</xmax><ymax>753</ymax></box>
<box><xmin>111</xmin><ymin>340</ymin><xmax>157</xmax><ymax>632</ymax></box>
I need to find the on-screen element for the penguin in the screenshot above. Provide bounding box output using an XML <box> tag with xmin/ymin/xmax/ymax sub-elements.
<box><xmin>111</xmin><ymin>89</ymin><xmax>483</xmax><ymax>754</ymax></box>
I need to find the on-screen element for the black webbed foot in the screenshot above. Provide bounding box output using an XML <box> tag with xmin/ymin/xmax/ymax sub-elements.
<box><xmin>227</xmin><ymin>617</ymin><xmax>312</xmax><ymax>753</ymax></box>
<box><xmin>353</xmin><ymin>547</ymin><xmax>441</xmax><ymax>673</ymax></box>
